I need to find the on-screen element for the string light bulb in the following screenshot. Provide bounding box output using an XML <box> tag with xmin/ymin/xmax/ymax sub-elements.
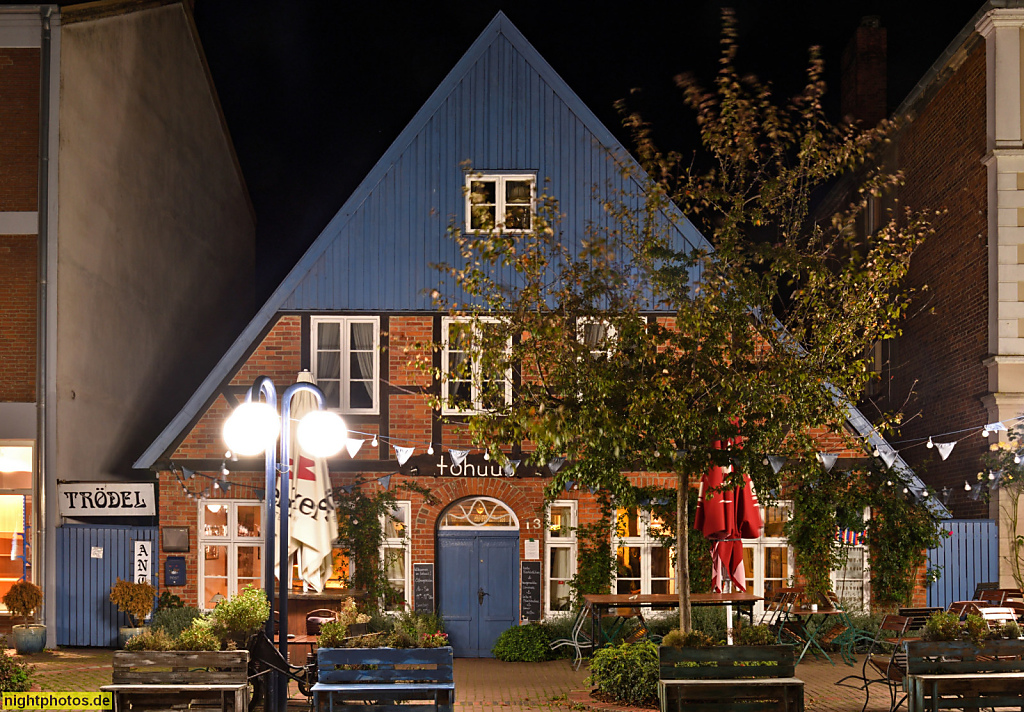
<box><xmin>427</xmin><ymin>444</ymin><xmax>434</xmax><ymax>455</ymax></box>
<box><xmin>989</xmin><ymin>471</ymin><xmax>996</xmax><ymax>480</ymax></box>
<box><xmin>483</xmin><ymin>451</ymin><xmax>490</xmax><ymax>461</ymax></box>
<box><xmin>1015</xmin><ymin>454</ymin><xmax>1021</xmax><ymax>464</ymax></box>
<box><xmin>965</xmin><ymin>480</ymin><xmax>972</xmax><ymax>491</ymax></box>
<box><xmin>926</xmin><ymin>438</ymin><xmax>934</xmax><ymax>449</ymax></box>
<box><xmin>371</xmin><ymin>436</ymin><xmax>378</xmax><ymax>447</ymax></box>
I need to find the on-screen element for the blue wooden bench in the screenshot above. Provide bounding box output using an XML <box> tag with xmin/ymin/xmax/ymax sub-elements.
<box><xmin>312</xmin><ymin>647</ymin><xmax>455</xmax><ymax>712</ymax></box>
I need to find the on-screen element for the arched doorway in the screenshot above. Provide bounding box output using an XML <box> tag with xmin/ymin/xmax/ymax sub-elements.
<box><xmin>437</xmin><ymin>496</ymin><xmax>519</xmax><ymax>657</ymax></box>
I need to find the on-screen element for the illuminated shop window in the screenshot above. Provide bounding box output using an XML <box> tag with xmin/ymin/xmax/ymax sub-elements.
<box><xmin>613</xmin><ymin>507</ymin><xmax>675</xmax><ymax>596</ymax></box>
<box><xmin>198</xmin><ymin>500</ymin><xmax>263</xmax><ymax>610</ymax></box>
<box><xmin>0</xmin><ymin>444</ymin><xmax>33</xmax><ymax>613</ymax></box>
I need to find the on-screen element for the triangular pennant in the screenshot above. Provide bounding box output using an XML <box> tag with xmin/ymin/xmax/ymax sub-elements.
<box><xmin>340</xmin><ymin>484</ymin><xmax>354</xmax><ymax>494</ymax></box>
<box><xmin>394</xmin><ymin>446</ymin><xmax>415</xmax><ymax>466</ymax></box>
<box><xmin>503</xmin><ymin>459</ymin><xmax>521</xmax><ymax>477</ymax></box>
<box><xmin>182</xmin><ymin>466</ymin><xmax>196</xmax><ymax>480</ymax></box>
<box><xmin>345</xmin><ymin>439</ymin><xmax>364</xmax><ymax>459</ymax></box>
<box><xmin>640</xmin><ymin>497</ymin><xmax>651</xmax><ymax>506</ymax></box>
<box><xmin>449</xmin><ymin>449</ymin><xmax>469</xmax><ymax>467</ymax></box>
<box><xmin>817</xmin><ymin>453</ymin><xmax>838</xmax><ymax>472</ymax></box>
<box><xmin>767</xmin><ymin>456</ymin><xmax>786</xmax><ymax>475</ymax></box>
<box><xmin>547</xmin><ymin>457</ymin><xmax>565</xmax><ymax>474</ymax></box>
<box><xmin>984</xmin><ymin>421</ymin><xmax>1008</xmax><ymax>436</ymax></box>
<box><xmin>969</xmin><ymin>482</ymin><xmax>984</xmax><ymax>501</ymax></box>
<box><xmin>588</xmin><ymin>485</ymin><xmax>598</xmax><ymax>495</ymax></box>
<box><xmin>879</xmin><ymin>448</ymin><xmax>897</xmax><ymax>469</ymax></box>
<box><xmin>935</xmin><ymin>441</ymin><xmax>956</xmax><ymax>461</ymax></box>
<box><xmin>378</xmin><ymin>474</ymin><xmax>391</xmax><ymax>490</ymax></box>
<box><xmin>564</xmin><ymin>480</ymin><xmax>575</xmax><ymax>493</ymax></box>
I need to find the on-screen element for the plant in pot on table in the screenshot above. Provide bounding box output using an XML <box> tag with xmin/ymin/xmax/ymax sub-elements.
<box><xmin>3</xmin><ymin>580</ymin><xmax>45</xmax><ymax>654</ymax></box>
<box><xmin>108</xmin><ymin>578</ymin><xmax>156</xmax><ymax>648</ymax></box>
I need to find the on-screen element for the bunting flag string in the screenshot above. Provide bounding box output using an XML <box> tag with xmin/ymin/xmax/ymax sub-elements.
<box><xmin>345</xmin><ymin>439</ymin><xmax>364</xmax><ymax>459</ymax></box>
<box><xmin>767</xmin><ymin>455</ymin><xmax>787</xmax><ymax>475</ymax></box>
<box><xmin>547</xmin><ymin>457</ymin><xmax>566</xmax><ymax>474</ymax></box>
<box><xmin>816</xmin><ymin>453</ymin><xmax>838</xmax><ymax>472</ymax></box>
<box><xmin>449</xmin><ymin>450</ymin><xmax>469</xmax><ymax>467</ymax></box>
<box><xmin>377</xmin><ymin>474</ymin><xmax>391</xmax><ymax>490</ymax></box>
<box><xmin>935</xmin><ymin>441</ymin><xmax>956</xmax><ymax>461</ymax></box>
<box><xmin>394</xmin><ymin>446</ymin><xmax>415</xmax><ymax>466</ymax></box>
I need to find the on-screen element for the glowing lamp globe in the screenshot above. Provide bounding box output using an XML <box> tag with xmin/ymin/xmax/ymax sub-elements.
<box><xmin>297</xmin><ymin>410</ymin><xmax>347</xmax><ymax>458</ymax></box>
<box><xmin>223</xmin><ymin>401</ymin><xmax>280</xmax><ymax>456</ymax></box>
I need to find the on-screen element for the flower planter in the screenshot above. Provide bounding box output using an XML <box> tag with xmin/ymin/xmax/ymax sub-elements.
<box><xmin>117</xmin><ymin>626</ymin><xmax>147</xmax><ymax>649</ymax></box>
<box><xmin>11</xmin><ymin>624</ymin><xmax>46</xmax><ymax>654</ymax></box>
<box><xmin>659</xmin><ymin>643</ymin><xmax>797</xmax><ymax>679</ymax></box>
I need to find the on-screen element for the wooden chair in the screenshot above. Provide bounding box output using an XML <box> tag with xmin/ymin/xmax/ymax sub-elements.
<box><xmin>972</xmin><ymin>581</ymin><xmax>1000</xmax><ymax>601</ymax></box>
<box><xmin>947</xmin><ymin>600</ymin><xmax>982</xmax><ymax>619</ymax></box>
<box><xmin>897</xmin><ymin>606</ymin><xmax>943</xmax><ymax>637</ymax></box>
<box><xmin>977</xmin><ymin>588</ymin><xmax>1006</xmax><ymax>605</ymax></box>
<box><xmin>836</xmin><ymin>614</ymin><xmax>911</xmax><ymax>712</ymax></box>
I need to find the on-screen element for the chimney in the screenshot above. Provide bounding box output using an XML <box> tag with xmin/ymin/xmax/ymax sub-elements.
<box><xmin>841</xmin><ymin>16</ymin><xmax>888</xmax><ymax>127</ymax></box>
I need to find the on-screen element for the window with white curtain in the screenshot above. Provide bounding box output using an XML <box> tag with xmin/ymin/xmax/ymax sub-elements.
<box><xmin>381</xmin><ymin>501</ymin><xmax>411</xmax><ymax>611</ymax></box>
<box><xmin>465</xmin><ymin>174</ymin><xmax>535</xmax><ymax>232</ymax></box>
<box><xmin>742</xmin><ymin>502</ymin><xmax>794</xmax><ymax>619</ymax></box>
<box><xmin>440</xmin><ymin>317</ymin><xmax>512</xmax><ymax>415</ymax></box>
<box><xmin>311</xmin><ymin>316</ymin><xmax>379</xmax><ymax>414</ymax></box>
<box><xmin>545</xmin><ymin>501</ymin><xmax>577</xmax><ymax>615</ymax></box>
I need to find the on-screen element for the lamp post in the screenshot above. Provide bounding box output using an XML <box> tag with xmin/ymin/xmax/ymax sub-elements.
<box><xmin>223</xmin><ymin>375</ymin><xmax>347</xmax><ymax>712</ymax></box>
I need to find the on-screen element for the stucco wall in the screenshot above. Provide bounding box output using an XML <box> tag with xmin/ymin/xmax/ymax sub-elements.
<box><xmin>56</xmin><ymin>3</ymin><xmax>254</xmax><ymax>479</ymax></box>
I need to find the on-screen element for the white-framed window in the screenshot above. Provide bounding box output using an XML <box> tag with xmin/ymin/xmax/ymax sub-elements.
<box><xmin>440</xmin><ymin>317</ymin><xmax>512</xmax><ymax>415</ymax></box>
<box><xmin>577</xmin><ymin>319</ymin><xmax>617</xmax><ymax>360</ymax></box>
<box><xmin>613</xmin><ymin>507</ymin><xmax>675</xmax><ymax>596</ymax></box>
<box><xmin>831</xmin><ymin>509</ymin><xmax>871</xmax><ymax>612</ymax></box>
<box><xmin>381</xmin><ymin>501</ymin><xmax>411</xmax><ymax>612</ymax></box>
<box><xmin>545</xmin><ymin>500</ymin><xmax>577</xmax><ymax>615</ymax></box>
<box><xmin>312</xmin><ymin>316</ymin><xmax>380</xmax><ymax>414</ymax></box>
<box><xmin>465</xmin><ymin>173</ymin><xmax>536</xmax><ymax>232</ymax></box>
<box><xmin>198</xmin><ymin>499</ymin><xmax>264</xmax><ymax>610</ymax></box>
<box><xmin>742</xmin><ymin>501</ymin><xmax>794</xmax><ymax>619</ymax></box>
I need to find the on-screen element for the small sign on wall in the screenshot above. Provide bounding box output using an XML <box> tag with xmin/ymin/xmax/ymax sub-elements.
<box><xmin>90</xmin><ymin>547</ymin><xmax>103</xmax><ymax>559</ymax></box>
<box><xmin>58</xmin><ymin>482</ymin><xmax>156</xmax><ymax>517</ymax></box>
<box><xmin>134</xmin><ymin>540</ymin><xmax>152</xmax><ymax>584</ymax></box>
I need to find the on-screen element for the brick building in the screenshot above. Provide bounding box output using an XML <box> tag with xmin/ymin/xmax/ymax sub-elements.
<box><xmin>138</xmin><ymin>13</ymin><xmax>937</xmax><ymax>657</ymax></box>
<box><xmin>0</xmin><ymin>0</ymin><xmax>254</xmax><ymax>645</ymax></box>
<box><xmin>844</xmin><ymin>3</ymin><xmax>1024</xmax><ymax>588</ymax></box>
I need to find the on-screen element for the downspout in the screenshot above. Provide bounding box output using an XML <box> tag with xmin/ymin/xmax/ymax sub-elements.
<box><xmin>35</xmin><ymin>5</ymin><xmax>55</xmax><ymax>647</ymax></box>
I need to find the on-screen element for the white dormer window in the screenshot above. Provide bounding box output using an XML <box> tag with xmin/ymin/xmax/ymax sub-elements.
<box><xmin>466</xmin><ymin>174</ymin><xmax>536</xmax><ymax>232</ymax></box>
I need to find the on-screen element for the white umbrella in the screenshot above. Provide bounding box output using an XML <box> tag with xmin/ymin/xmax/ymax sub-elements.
<box><xmin>275</xmin><ymin>371</ymin><xmax>339</xmax><ymax>592</ymax></box>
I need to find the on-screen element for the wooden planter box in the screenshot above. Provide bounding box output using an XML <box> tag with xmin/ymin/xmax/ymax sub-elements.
<box><xmin>101</xmin><ymin>650</ymin><xmax>250</xmax><ymax>712</ymax></box>
<box><xmin>905</xmin><ymin>639</ymin><xmax>1024</xmax><ymax>712</ymax></box>
<box><xmin>313</xmin><ymin>646</ymin><xmax>454</xmax><ymax>712</ymax></box>
<box><xmin>658</xmin><ymin>645</ymin><xmax>803</xmax><ymax>712</ymax></box>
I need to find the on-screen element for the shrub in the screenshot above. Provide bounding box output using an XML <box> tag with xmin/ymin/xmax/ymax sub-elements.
<box><xmin>0</xmin><ymin>641</ymin><xmax>33</xmax><ymax>692</ymax></box>
<box><xmin>156</xmin><ymin>591</ymin><xmax>183</xmax><ymax>611</ymax></box>
<box><xmin>2</xmin><ymin>581</ymin><xmax>42</xmax><ymax>625</ymax></box>
<box><xmin>588</xmin><ymin>640</ymin><xmax>659</xmax><ymax>706</ymax></box>
<box><xmin>124</xmin><ymin>628</ymin><xmax>175</xmax><ymax>651</ymax></box>
<box><xmin>923</xmin><ymin>611</ymin><xmax>961</xmax><ymax>642</ymax></box>
<box><xmin>176</xmin><ymin>619</ymin><xmax>221</xmax><ymax>651</ymax></box>
<box><xmin>209</xmin><ymin>586</ymin><xmax>270</xmax><ymax>639</ymax></box>
<box><xmin>152</xmin><ymin>606</ymin><xmax>204</xmax><ymax>639</ymax></box>
<box><xmin>318</xmin><ymin>620</ymin><xmax>349</xmax><ymax>648</ymax></box>
<box><xmin>491</xmin><ymin>624</ymin><xmax>549</xmax><ymax>662</ymax></box>
<box><xmin>1003</xmin><ymin>620</ymin><xmax>1022</xmax><ymax>639</ymax></box>
<box><xmin>964</xmin><ymin>614</ymin><xmax>988</xmax><ymax>646</ymax></box>
<box><xmin>734</xmin><ymin>623</ymin><xmax>776</xmax><ymax>646</ymax></box>
<box><xmin>661</xmin><ymin>629</ymin><xmax>717</xmax><ymax>648</ymax></box>
<box><xmin>109</xmin><ymin>578</ymin><xmax>156</xmax><ymax>627</ymax></box>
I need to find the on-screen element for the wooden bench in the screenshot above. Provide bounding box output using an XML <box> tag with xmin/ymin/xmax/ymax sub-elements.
<box><xmin>905</xmin><ymin>639</ymin><xmax>1024</xmax><ymax>712</ymax></box>
<box><xmin>658</xmin><ymin>644</ymin><xmax>803</xmax><ymax>712</ymax></box>
<box><xmin>312</xmin><ymin>646</ymin><xmax>455</xmax><ymax>712</ymax></box>
<box><xmin>101</xmin><ymin>650</ymin><xmax>249</xmax><ymax>712</ymax></box>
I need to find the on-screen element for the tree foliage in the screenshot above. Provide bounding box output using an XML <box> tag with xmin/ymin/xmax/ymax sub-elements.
<box><xmin>428</xmin><ymin>13</ymin><xmax>940</xmax><ymax>629</ymax></box>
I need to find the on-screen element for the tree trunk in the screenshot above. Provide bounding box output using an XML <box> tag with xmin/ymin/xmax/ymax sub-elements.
<box><xmin>677</xmin><ymin>467</ymin><xmax>691</xmax><ymax>632</ymax></box>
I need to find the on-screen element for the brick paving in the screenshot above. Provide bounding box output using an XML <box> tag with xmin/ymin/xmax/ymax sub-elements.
<box><xmin>10</xmin><ymin>647</ymin><xmax>894</xmax><ymax>712</ymax></box>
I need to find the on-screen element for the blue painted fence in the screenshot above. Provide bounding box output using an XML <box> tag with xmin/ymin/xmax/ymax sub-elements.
<box><xmin>926</xmin><ymin>518</ymin><xmax>998</xmax><ymax>609</ymax></box>
<box><xmin>56</xmin><ymin>525</ymin><xmax>159</xmax><ymax>647</ymax></box>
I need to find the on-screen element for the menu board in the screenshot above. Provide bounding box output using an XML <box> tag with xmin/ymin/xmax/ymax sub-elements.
<box><xmin>520</xmin><ymin>561</ymin><xmax>542</xmax><ymax>621</ymax></box>
<box><xmin>413</xmin><ymin>563</ymin><xmax>435</xmax><ymax>613</ymax></box>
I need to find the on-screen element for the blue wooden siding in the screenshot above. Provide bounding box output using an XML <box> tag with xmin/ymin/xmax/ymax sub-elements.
<box><xmin>926</xmin><ymin>518</ymin><xmax>998</xmax><ymax>609</ymax></box>
<box><xmin>280</xmin><ymin>29</ymin><xmax>703</xmax><ymax>312</ymax></box>
<box><xmin>56</xmin><ymin>525</ymin><xmax>158</xmax><ymax>647</ymax></box>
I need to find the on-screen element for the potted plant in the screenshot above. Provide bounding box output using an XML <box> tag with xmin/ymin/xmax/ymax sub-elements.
<box><xmin>3</xmin><ymin>580</ymin><xmax>45</xmax><ymax>654</ymax></box>
<box><xmin>109</xmin><ymin>578</ymin><xmax>156</xmax><ymax>648</ymax></box>
<box><xmin>208</xmin><ymin>585</ymin><xmax>270</xmax><ymax>647</ymax></box>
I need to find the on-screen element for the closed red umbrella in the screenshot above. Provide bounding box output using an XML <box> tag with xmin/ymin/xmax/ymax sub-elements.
<box><xmin>694</xmin><ymin>438</ymin><xmax>763</xmax><ymax>593</ymax></box>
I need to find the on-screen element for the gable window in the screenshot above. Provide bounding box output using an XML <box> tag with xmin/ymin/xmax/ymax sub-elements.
<box><xmin>613</xmin><ymin>507</ymin><xmax>675</xmax><ymax>596</ymax></box>
<box><xmin>578</xmin><ymin>319</ymin><xmax>616</xmax><ymax>360</ymax></box>
<box><xmin>198</xmin><ymin>499</ymin><xmax>263</xmax><ymax>610</ymax></box>
<box><xmin>466</xmin><ymin>174</ymin><xmax>536</xmax><ymax>232</ymax></box>
<box><xmin>312</xmin><ymin>316</ymin><xmax>380</xmax><ymax>414</ymax></box>
<box><xmin>545</xmin><ymin>501</ymin><xmax>577</xmax><ymax>615</ymax></box>
<box><xmin>441</xmin><ymin>317</ymin><xmax>512</xmax><ymax>415</ymax></box>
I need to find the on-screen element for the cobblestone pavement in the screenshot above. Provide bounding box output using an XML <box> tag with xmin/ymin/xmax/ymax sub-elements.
<box><xmin>13</xmin><ymin>647</ymin><xmax>895</xmax><ymax>712</ymax></box>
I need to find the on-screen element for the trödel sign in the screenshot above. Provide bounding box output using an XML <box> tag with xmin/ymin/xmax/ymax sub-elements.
<box><xmin>58</xmin><ymin>482</ymin><xmax>155</xmax><ymax>517</ymax></box>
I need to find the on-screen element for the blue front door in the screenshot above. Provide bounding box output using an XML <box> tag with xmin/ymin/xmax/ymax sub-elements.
<box><xmin>438</xmin><ymin>531</ymin><xmax>518</xmax><ymax>657</ymax></box>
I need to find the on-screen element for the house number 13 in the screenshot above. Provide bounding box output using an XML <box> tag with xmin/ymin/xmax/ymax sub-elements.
<box><xmin>524</xmin><ymin>518</ymin><xmax>542</xmax><ymax>530</ymax></box>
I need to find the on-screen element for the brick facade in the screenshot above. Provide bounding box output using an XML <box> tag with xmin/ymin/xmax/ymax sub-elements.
<box><xmin>876</xmin><ymin>42</ymin><xmax>990</xmax><ymax>517</ymax></box>
<box><xmin>0</xmin><ymin>48</ymin><xmax>39</xmax><ymax>212</ymax></box>
<box><xmin>159</xmin><ymin>313</ymin><xmax>906</xmax><ymax>612</ymax></box>
<box><xmin>0</xmin><ymin>235</ymin><xmax>37</xmax><ymax>402</ymax></box>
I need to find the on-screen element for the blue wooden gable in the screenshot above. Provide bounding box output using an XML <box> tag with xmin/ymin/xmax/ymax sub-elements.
<box><xmin>278</xmin><ymin>11</ymin><xmax>707</xmax><ymax>311</ymax></box>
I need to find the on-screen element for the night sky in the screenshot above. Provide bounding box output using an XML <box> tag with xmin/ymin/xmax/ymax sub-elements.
<box><xmin>192</xmin><ymin>1</ymin><xmax>983</xmax><ymax>298</ymax></box>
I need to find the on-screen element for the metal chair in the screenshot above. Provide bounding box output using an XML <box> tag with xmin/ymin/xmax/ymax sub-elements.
<box><xmin>836</xmin><ymin>614</ymin><xmax>911</xmax><ymax>712</ymax></box>
<box><xmin>549</xmin><ymin>607</ymin><xmax>593</xmax><ymax>670</ymax></box>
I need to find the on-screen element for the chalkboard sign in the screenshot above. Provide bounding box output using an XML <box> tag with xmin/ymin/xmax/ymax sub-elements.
<box><xmin>521</xmin><ymin>561</ymin><xmax>542</xmax><ymax>621</ymax></box>
<box><xmin>413</xmin><ymin>563</ymin><xmax>434</xmax><ymax>613</ymax></box>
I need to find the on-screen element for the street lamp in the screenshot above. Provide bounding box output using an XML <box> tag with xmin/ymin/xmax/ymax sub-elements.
<box><xmin>223</xmin><ymin>375</ymin><xmax>347</xmax><ymax>711</ymax></box>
